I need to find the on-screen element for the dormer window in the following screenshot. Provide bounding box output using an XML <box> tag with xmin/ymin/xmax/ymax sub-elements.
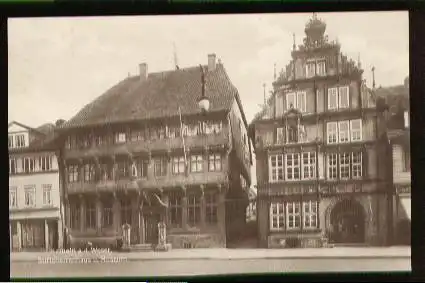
<box><xmin>8</xmin><ymin>135</ymin><xmax>13</xmax><ymax>149</ymax></box>
<box><xmin>15</xmin><ymin>134</ymin><xmax>25</xmax><ymax>148</ymax></box>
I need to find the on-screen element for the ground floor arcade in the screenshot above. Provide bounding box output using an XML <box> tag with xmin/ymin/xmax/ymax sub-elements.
<box><xmin>257</xmin><ymin>188</ymin><xmax>390</xmax><ymax>248</ymax></box>
<box><xmin>65</xmin><ymin>183</ymin><xmax>249</xmax><ymax>249</ymax></box>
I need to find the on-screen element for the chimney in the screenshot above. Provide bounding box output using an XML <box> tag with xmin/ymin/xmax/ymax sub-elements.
<box><xmin>139</xmin><ymin>63</ymin><xmax>148</xmax><ymax>80</ymax></box>
<box><xmin>208</xmin><ymin>54</ymin><xmax>216</xmax><ymax>71</ymax></box>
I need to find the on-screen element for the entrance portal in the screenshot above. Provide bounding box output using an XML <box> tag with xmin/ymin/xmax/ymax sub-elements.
<box><xmin>144</xmin><ymin>212</ymin><xmax>160</xmax><ymax>245</ymax></box>
<box><xmin>329</xmin><ymin>199</ymin><xmax>365</xmax><ymax>244</ymax></box>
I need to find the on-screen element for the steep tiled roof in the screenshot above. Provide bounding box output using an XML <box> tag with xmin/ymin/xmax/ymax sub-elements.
<box><xmin>62</xmin><ymin>64</ymin><xmax>239</xmax><ymax>130</ymax></box>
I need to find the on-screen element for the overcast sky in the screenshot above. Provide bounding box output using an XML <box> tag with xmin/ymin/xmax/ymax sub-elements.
<box><xmin>8</xmin><ymin>11</ymin><xmax>408</xmax><ymax>128</ymax></box>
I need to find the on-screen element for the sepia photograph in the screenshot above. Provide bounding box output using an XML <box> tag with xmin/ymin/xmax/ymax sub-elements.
<box><xmin>8</xmin><ymin>11</ymin><xmax>410</xmax><ymax>278</ymax></box>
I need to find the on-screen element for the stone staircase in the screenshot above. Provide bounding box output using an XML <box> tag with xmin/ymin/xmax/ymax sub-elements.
<box><xmin>128</xmin><ymin>243</ymin><xmax>154</xmax><ymax>252</ymax></box>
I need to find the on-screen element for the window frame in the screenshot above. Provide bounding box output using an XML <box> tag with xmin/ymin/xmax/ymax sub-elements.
<box><xmin>15</xmin><ymin>134</ymin><xmax>25</xmax><ymax>148</ymax></box>
<box><xmin>351</xmin><ymin>152</ymin><xmax>363</xmax><ymax>178</ymax></box>
<box><xmin>168</xmin><ymin>191</ymin><xmax>183</xmax><ymax>228</ymax></box>
<box><xmin>327</xmin><ymin>153</ymin><xmax>338</xmax><ymax>180</ymax></box>
<box><xmin>286</xmin><ymin>92</ymin><xmax>296</xmax><ymax>110</ymax></box>
<box><xmin>115</xmin><ymin>132</ymin><xmax>127</xmax><ymax>144</ymax></box>
<box><xmin>102</xmin><ymin>198</ymin><xmax>113</xmax><ymax>228</ymax></box>
<box><xmin>190</xmin><ymin>155</ymin><xmax>204</xmax><ymax>173</ymax></box>
<box><xmin>305</xmin><ymin>61</ymin><xmax>316</xmax><ymax>78</ymax></box>
<box><xmin>350</xmin><ymin>119</ymin><xmax>363</xmax><ymax>142</ymax></box>
<box><xmin>303</xmin><ymin>201</ymin><xmax>318</xmax><ymax>229</ymax></box>
<box><xmin>85</xmin><ymin>199</ymin><xmax>97</xmax><ymax>230</ymax></box>
<box><xmin>42</xmin><ymin>184</ymin><xmax>53</xmax><ymax>206</ymax></box>
<box><xmin>70</xmin><ymin>202</ymin><xmax>81</xmax><ymax>230</ymax></box>
<box><xmin>9</xmin><ymin>157</ymin><xmax>17</xmax><ymax>175</ymax></box>
<box><xmin>286</xmin><ymin>153</ymin><xmax>300</xmax><ymax>181</ymax></box>
<box><xmin>269</xmin><ymin>154</ymin><xmax>284</xmax><ymax>182</ymax></box>
<box><xmin>68</xmin><ymin>164</ymin><xmax>79</xmax><ymax>183</ymax></box>
<box><xmin>338</xmin><ymin>86</ymin><xmax>350</xmax><ymax>109</ymax></box>
<box><xmin>154</xmin><ymin>158</ymin><xmax>167</xmax><ymax>177</ymax></box>
<box><xmin>208</xmin><ymin>154</ymin><xmax>222</xmax><ymax>172</ymax></box>
<box><xmin>172</xmin><ymin>156</ymin><xmax>186</xmax><ymax>175</ymax></box>
<box><xmin>327</xmin><ymin>87</ymin><xmax>338</xmax><ymax>110</ymax></box>
<box><xmin>301</xmin><ymin>152</ymin><xmax>316</xmax><ymax>180</ymax></box>
<box><xmin>8</xmin><ymin>135</ymin><xmax>14</xmax><ymax>149</ymax></box>
<box><xmin>9</xmin><ymin>187</ymin><xmax>17</xmax><ymax>208</ymax></box>
<box><xmin>327</xmin><ymin>122</ymin><xmax>338</xmax><ymax>144</ymax></box>
<box><xmin>205</xmin><ymin>191</ymin><xmax>218</xmax><ymax>224</ymax></box>
<box><xmin>286</xmin><ymin>202</ymin><xmax>301</xmax><ymax>230</ymax></box>
<box><xmin>339</xmin><ymin>152</ymin><xmax>351</xmax><ymax>180</ymax></box>
<box><xmin>23</xmin><ymin>157</ymin><xmax>35</xmax><ymax>173</ymax></box>
<box><xmin>24</xmin><ymin>185</ymin><xmax>36</xmax><ymax>207</ymax></box>
<box><xmin>187</xmin><ymin>193</ymin><xmax>201</xmax><ymax>227</ymax></box>
<box><xmin>338</xmin><ymin>121</ymin><xmax>350</xmax><ymax>143</ymax></box>
<box><xmin>296</xmin><ymin>91</ymin><xmax>307</xmax><ymax>113</ymax></box>
<box><xmin>316</xmin><ymin>60</ymin><xmax>326</xmax><ymax>76</ymax></box>
<box><xmin>270</xmin><ymin>202</ymin><xmax>285</xmax><ymax>231</ymax></box>
<box><xmin>39</xmin><ymin>156</ymin><xmax>53</xmax><ymax>171</ymax></box>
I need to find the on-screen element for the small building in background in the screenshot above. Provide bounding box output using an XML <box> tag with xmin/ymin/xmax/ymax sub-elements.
<box><xmin>9</xmin><ymin>121</ymin><xmax>63</xmax><ymax>251</ymax></box>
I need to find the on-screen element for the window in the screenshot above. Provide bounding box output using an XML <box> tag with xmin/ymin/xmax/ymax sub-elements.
<box><xmin>158</xmin><ymin>127</ymin><xmax>166</xmax><ymax>139</ymax></box>
<box><xmin>286</xmin><ymin>153</ymin><xmax>300</xmax><ymax>181</ymax></box>
<box><xmin>402</xmin><ymin>148</ymin><xmax>410</xmax><ymax>172</ymax></box>
<box><xmin>328</xmin><ymin>153</ymin><xmax>338</xmax><ymax>180</ymax></box>
<box><xmin>328</xmin><ymin>87</ymin><xmax>338</xmax><ymax>110</ymax></box>
<box><xmin>24</xmin><ymin>186</ymin><xmax>36</xmax><ymax>207</ymax></box>
<box><xmin>190</xmin><ymin>155</ymin><xmax>203</xmax><ymax>173</ymax></box>
<box><xmin>187</xmin><ymin>193</ymin><xmax>201</xmax><ymax>226</ymax></box>
<box><xmin>102</xmin><ymin>198</ymin><xmax>113</xmax><ymax>228</ymax></box>
<box><xmin>327</xmin><ymin>122</ymin><xmax>338</xmax><ymax>144</ymax></box>
<box><xmin>286</xmin><ymin>92</ymin><xmax>296</xmax><ymax>110</ymax></box>
<box><xmin>339</xmin><ymin>86</ymin><xmax>349</xmax><ymax>108</ymax></box>
<box><xmin>135</xmin><ymin>159</ymin><xmax>149</xmax><ymax>179</ymax></box>
<box><xmin>305</xmin><ymin>62</ymin><xmax>316</xmax><ymax>78</ymax></box>
<box><xmin>39</xmin><ymin>156</ymin><xmax>53</xmax><ymax>171</ymax></box>
<box><xmin>208</xmin><ymin>154</ymin><xmax>222</xmax><ymax>172</ymax></box>
<box><xmin>205</xmin><ymin>192</ymin><xmax>218</xmax><ymax>224</ymax></box>
<box><xmin>339</xmin><ymin>153</ymin><xmax>351</xmax><ymax>179</ymax></box>
<box><xmin>270</xmin><ymin>202</ymin><xmax>285</xmax><ymax>231</ymax></box>
<box><xmin>269</xmin><ymin>154</ymin><xmax>284</xmax><ymax>182</ymax></box>
<box><xmin>130</xmin><ymin>130</ymin><xmax>144</xmax><ymax>142</ymax></box>
<box><xmin>99</xmin><ymin>163</ymin><xmax>112</xmax><ymax>181</ymax></box>
<box><xmin>120</xmin><ymin>198</ymin><xmax>132</xmax><ymax>225</ymax></box>
<box><xmin>68</xmin><ymin>165</ymin><xmax>79</xmax><ymax>183</ymax></box>
<box><xmin>115</xmin><ymin>132</ymin><xmax>126</xmax><ymax>143</ymax></box>
<box><xmin>154</xmin><ymin>158</ymin><xmax>167</xmax><ymax>177</ymax></box>
<box><xmin>8</xmin><ymin>135</ymin><xmax>14</xmax><ymax>148</ymax></box>
<box><xmin>276</xmin><ymin>127</ymin><xmax>285</xmax><ymax>144</ymax></box>
<box><xmin>352</xmin><ymin>152</ymin><xmax>363</xmax><ymax>178</ymax></box>
<box><xmin>350</xmin><ymin>119</ymin><xmax>362</xmax><ymax>142</ymax></box>
<box><xmin>287</xmin><ymin>202</ymin><xmax>301</xmax><ymax>229</ymax></box>
<box><xmin>302</xmin><ymin>152</ymin><xmax>316</xmax><ymax>179</ymax></box>
<box><xmin>94</xmin><ymin>134</ymin><xmax>106</xmax><ymax>146</ymax></box>
<box><xmin>9</xmin><ymin>158</ymin><xmax>17</xmax><ymax>174</ymax></box>
<box><xmin>276</xmin><ymin>94</ymin><xmax>284</xmax><ymax>117</ymax></box>
<box><xmin>9</xmin><ymin>187</ymin><xmax>17</xmax><ymax>208</ymax></box>
<box><xmin>15</xmin><ymin>134</ymin><xmax>25</xmax><ymax>148</ymax></box>
<box><xmin>83</xmin><ymin>163</ymin><xmax>95</xmax><ymax>182</ymax></box>
<box><xmin>117</xmin><ymin>160</ymin><xmax>130</xmax><ymax>179</ymax></box>
<box><xmin>172</xmin><ymin>156</ymin><xmax>186</xmax><ymax>175</ymax></box>
<box><xmin>70</xmin><ymin>202</ymin><xmax>80</xmax><ymax>230</ymax></box>
<box><xmin>205</xmin><ymin>121</ymin><xmax>222</xmax><ymax>134</ymax></box>
<box><xmin>303</xmin><ymin>201</ymin><xmax>318</xmax><ymax>229</ymax></box>
<box><xmin>338</xmin><ymin>121</ymin><xmax>350</xmax><ymax>143</ymax></box>
<box><xmin>85</xmin><ymin>200</ymin><xmax>96</xmax><ymax>229</ymax></box>
<box><xmin>23</xmin><ymin>157</ymin><xmax>35</xmax><ymax>173</ymax></box>
<box><xmin>168</xmin><ymin>191</ymin><xmax>182</xmax><ymax>227</ymax></box>
<box><xmin>42</xmin><ymin>185</ymin><xmax>52</xmax><ymax>206</ymax></box>
<box><xmin>288</xmin><ymin>125</ymin><xmax>298</xmax><ymax>143</ymax></box>
<box><xmin>316</xmin><ymin>60</ymin><xmax>326</xmax><ymax>76</ymax></box>
<box><xmin>296</xmin><ymin>91</ymin><xmax>307</xmax><ymax>113</ymax></box>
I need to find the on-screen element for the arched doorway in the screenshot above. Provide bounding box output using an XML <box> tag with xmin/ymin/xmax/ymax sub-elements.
<box><xmin>329</xmin><ymin>199</ymin><xmax>365</xmax><ymax>244</ymax></box>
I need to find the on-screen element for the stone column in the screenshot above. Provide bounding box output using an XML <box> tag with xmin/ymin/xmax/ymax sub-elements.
<box><xmin>80</xmin><ymin>196</ymin><xmax>85</xmax><ymax>232</ymax></box>
<box><xmin>17</xmin><ymin>221</ymin><xmax>22</xmax><ymax>251</ymax></box>
<box><xmin>57</xmin><ymin>219</ymin><xmax>63</xmax><ymax>249</ymax></box>
<box><xmin>44</xmin><ymin>220</ymin><xmax>49</xmax><ymax>251</ymax></box>
<box><xmin>96</xmin><ymin>195</ymin><xmax>102</xmax><ymax>233</ymax></box>
<box><xmin>200</xmin><ymin>185</ymin><xmax>206</xmax><ymax>228</ymax></box>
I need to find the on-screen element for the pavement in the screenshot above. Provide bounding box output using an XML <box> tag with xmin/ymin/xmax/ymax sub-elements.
<box><xmin>10</xmin><ymin>246</ymin><xmax>410</xmax><ymax>263</ymax></box>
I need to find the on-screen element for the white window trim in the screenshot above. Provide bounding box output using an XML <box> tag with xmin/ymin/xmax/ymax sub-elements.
<box><xmin>173</xmin><ymin>156</ymin><xmax>186</xmax><ymax>174</ymax></box>
<box><xmin>316</xmin><ymin>60</ymin><xmax>326</xmax><ymax>76</ymax></box>
<box><xmin>286</xmin><ymin>202</ymin><xmax>301</xmax><ymax>230</ymax></box>
<box><xmin>42</xmin><ymin>185</ymin><xmax>53</xmax><ymax>206</ymax></box>
<box><xmin>9</xmin><ymin>187</ymin><xmax>17</xmax><ymax>208</ymax></box>
<box><xmin>338</xmin><ymin>86</ymin><xmax>350</xmax><ymax>109</ymax></box>
<box><xmin>296</xmin><ymin>91</ymin><xmax>307</xmax><ymax>113</ymax></box>
<box><xmin>327</xmin><ymin>122</ymin><xmax>338</xmax><ymax>144</ymax></box>
<box><xmin>286</xmin><ymin>92</ymin><xmax>296</xmax><ymax>111</ymax></box>
<box><xmin>305</xmin><ymin>62</ymin><xmax>316</xmax><ymax>78</ymax></box>
<box><xmin>327</xmin><ymin>153</ymin><xmax>338</xmax><ymax>180</ymax></box>
<box><xmin>269</xmin><ymin>154</ymin><xmax>284</xmax><ymax>183</ymax></box>
<box><xmin>339</xmin><ymin>152</ymin><xmax>351</xmax><ymax>180</ymax></box>
<box><xmin>270</xmin><ymin>202</ymin><xmax>285</xmax><ymax>231</ymax></box>
<box><xmin>328</xmin><ymin>87</ymin><xmax>338</xmax><ymax>110</ymax></box>
<box><xmin>351</xmin><ymin>152</ymin><xmax>363</xmax><ymax>179</ymax></box>
<box><xmin>276</xmin><ymin>127</ymin><xmax>285</xmax><ymax>144</ymax></box>
<box><xmin>338</xmin><ymin>121</ymin><xmax>350</xmax><ymax>143</ymax></box>
<box><xmin>350</xmin><ymin>119</ymin><xmax>363</xmax><ymax>142</ymax></box>
<box><xmin>301</xmin><ymin>152</ymin><xmax>316</xmax><ymax>180</ymax></box>
<box><xmin>285</xmin><ymin>153</ymin><xmax>300</xmax><ymax>181</ymax></box>
<box><xmin>190</xmin><ymin>155</ymin><xmax>203</xmax><ymax>173</ymax></box>
<box><xmin>24</xmin><ymin>186</ymin><xmax>36</xmax><ymax>207</ymax></box>
<box><xmin>115</xmin><ymin>132</ymin><xmax>127</xmax><ymax>143</ymax></box>
<box><xmin>303</xmin><ymin>201</ymin><xmax>318</xmax><ymax>229</ymax></box>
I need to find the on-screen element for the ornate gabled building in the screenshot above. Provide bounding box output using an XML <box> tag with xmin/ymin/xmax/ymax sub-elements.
<box><xmin>250</xmin><ymin>14</ymin><xmax>389</xmax><ymax>248</ymax></box>
<box><xmin>9</xmin><ymin>121</ymin><xmax>62</xmax><ymax>251</ymax></box>
<box><xmin>57</xmin><ymin>54</ymin><xmax>252</xmax><ymax>250</ymax></box>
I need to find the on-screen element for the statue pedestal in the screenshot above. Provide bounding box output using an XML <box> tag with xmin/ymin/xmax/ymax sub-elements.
<box><xmin>155</xmin><ymin>222</ymin><xmax>171</xmax><ymax>251</ymax></box>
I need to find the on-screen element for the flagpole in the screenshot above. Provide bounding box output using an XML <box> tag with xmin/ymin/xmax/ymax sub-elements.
<box><xmin>178</xmin><ymin>106</ymin><xmax>188</xmax><ymax>174</ymax></box>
